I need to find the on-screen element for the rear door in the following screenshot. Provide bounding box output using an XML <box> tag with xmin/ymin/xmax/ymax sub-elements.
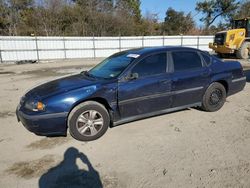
<box><xmin>118</xmin><ymin>52</ymin><xmax>172</xmax><ymax>118</ymax></box>
<box><xmin>170</xmin><ymin>50</ymin><xmax>210</xmax><ymax>107</ymax></box>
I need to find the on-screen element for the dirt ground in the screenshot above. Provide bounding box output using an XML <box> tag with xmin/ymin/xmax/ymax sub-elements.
<box><xmin>0</xmin><ymin>58</ymin><xmax>250</xmax><ymax>188</ymax></box>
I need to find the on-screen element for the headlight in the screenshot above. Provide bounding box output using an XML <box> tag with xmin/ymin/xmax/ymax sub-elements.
<box><xmin>24</xmin><ymin>100</ymin><xmax>45</xmax><ymax>111</ymax></box>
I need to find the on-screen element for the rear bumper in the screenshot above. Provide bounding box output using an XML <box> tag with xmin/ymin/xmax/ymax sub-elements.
<box><xmin>228</xmin><ymin>77</ymin><xmax>246</xmax><ymax>96</ymax></box>
<box><xmin>16</xmin><ymin>108</ymin><xmax>68</xmax><ymax>136</ymax></box>
<box><xmin>209</xmin><ymin>43</ymin><xmax>235</xmax><ymax>54</ymax></box>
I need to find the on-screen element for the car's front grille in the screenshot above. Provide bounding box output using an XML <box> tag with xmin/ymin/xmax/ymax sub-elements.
<box><xmin>214</xmin><ymin>32</ymin><xmax>226</xmax><ymax>45</ymax></box>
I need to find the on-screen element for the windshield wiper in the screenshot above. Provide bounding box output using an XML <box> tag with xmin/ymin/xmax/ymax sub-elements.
<box><xmin>82</xmin><ymin>71</ymin><xmax>98</xmax><ymax>79</ymax></box>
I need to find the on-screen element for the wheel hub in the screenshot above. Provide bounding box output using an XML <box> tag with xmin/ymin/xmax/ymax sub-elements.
<box><xmin>211</xmin><ymin>93</ymin><xmax>219</xmax><ymax>103</ymax></box>
<box><xmin>209</xmin><ymin>89</ymin><xmax>222</xmax><ymax>106</ymax></box>
<box><xmin>76</xmin><ymin>110</ymin><xmax>104</xmax><ymax>137</ymax></box>
<box><xmin>87</xmin><ymin>120</ymin><xmax>93</xmax><ymax>126</ymax></box>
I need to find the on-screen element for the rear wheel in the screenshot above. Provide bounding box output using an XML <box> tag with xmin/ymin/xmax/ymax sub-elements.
<box><xmin>201</xmin><ymin>82</ymin><xmax>226</xmax><ymax>112</ymax></box>
<box><xmin>236</xmin><ymin>42</ymin><xmax>250</xmax><ymax>59</ymax></box>
<box><xmin>68</xmin><ymin>101</ymin><xmax>110</xmax><ymax>141</ymax></box>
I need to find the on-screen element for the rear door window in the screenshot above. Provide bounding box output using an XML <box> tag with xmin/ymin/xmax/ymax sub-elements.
<box><xmin>171</xmin><ymin>51</ymin><xmax>202</xmax><ymax>71</ymax></box>
<box><xmin>200</xmin><ymin>52</ymin><xmax>211</xmax><ymax>65</ymax></box>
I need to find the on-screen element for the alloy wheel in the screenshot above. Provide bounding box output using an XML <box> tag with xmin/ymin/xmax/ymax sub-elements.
<box><xmin>76</xmin><ymin>110</ymin><xmax>104</xmax><ymax>137</ymax></box>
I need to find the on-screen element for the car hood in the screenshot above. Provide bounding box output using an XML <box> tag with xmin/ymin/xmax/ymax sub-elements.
<box><xmin>25</xmin><ymin>73</ymin><xmax>100</xmax><ymax>99</ymax></box>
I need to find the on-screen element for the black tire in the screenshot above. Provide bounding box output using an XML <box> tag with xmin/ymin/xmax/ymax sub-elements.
<box><xmin>68</xmin><ymin>101</ymin><xmax>110</xmax><ymax>141</ymax></box>
<box><xmin>236</xmin><ymin>42</ymin><xmax>250</xmax><ymax>59</ymax></box>
<box><xmin>201</xmin><ymin>82</ymin><xmax>226</xmax><ymax>112</ymax></box>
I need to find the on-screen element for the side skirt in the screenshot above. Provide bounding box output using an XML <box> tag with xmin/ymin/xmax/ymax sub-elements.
<box><xmin>113</xmin><ymin>102</ymin><xmax>202</xmax><ymax>126</ymax></box>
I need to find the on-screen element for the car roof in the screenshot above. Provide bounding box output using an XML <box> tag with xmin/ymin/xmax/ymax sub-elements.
<box><xmin>124</xmin><ymin>46</ymin><xmax>202</xmax><ymax>55</ymax></box>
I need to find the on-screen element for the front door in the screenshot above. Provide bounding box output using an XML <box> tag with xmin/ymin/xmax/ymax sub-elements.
<box><xmin>118</xmin><ymin>52</ymin><xmax>172</xmax><ymax>119</ymax></box>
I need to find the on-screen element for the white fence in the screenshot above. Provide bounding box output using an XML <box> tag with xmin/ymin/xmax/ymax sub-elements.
<box><xmin>0</xmin><ymin>35</ymin><xmax>214</xmax><ymax>63</ymax></box>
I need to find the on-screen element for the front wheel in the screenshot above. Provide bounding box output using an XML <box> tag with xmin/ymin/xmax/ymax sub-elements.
<box><xmin>68</xmin><ymin>101</ymin><xmax>110</xmax><ymax>141</ymax></box>
<box><xmin>201</xmin><ymin>82</ymin><xmax>226</xmax><ymax>112</ymax></box>
<box><xmin>236</xmin><ymin>42</ymin><xmax>250</xmax><ymax>59</ymax></box>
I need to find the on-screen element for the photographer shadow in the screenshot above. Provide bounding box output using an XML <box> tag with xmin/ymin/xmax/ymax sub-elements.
<box><xmin>39</xmin><ymin>147</ymin><xmax>103</xmax><ymax>188</ymax></box>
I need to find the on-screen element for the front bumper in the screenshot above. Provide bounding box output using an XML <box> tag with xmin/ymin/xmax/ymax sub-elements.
<box><xmin>209</xmin><ymin>43</ymin><xmax>235</xmax><ymax>54</ymax></box>
<box><xmin>16</xmin><ymin>107</ymin><xmax>68</xmax><ymax>136</ymax></box>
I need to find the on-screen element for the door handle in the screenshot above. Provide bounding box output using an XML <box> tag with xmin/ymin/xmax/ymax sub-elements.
<box><xmin>159</xmin><ymin>80</ymin><xmax>171</xmax><ymax>84</ymax></box>
<box><xmin>172</xmin><ymin>78</ymin><xmax>178</xmax><ymax>82</ymax></box>
<box><xmin>201</xmin><ymin>71</ymin><xmax>209</xmax><ymax>77</ymax></box>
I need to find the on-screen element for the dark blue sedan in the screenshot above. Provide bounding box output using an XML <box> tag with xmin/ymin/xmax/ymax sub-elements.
<box><xmin>16</xmin><ymin>47</ymin><xmax>246</xmax><ymax>141</ymax></box>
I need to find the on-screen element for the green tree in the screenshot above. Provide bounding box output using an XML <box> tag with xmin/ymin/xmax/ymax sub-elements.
<box><xmin>114</xmin><ymin>0</ymin><xmax>142</xmax><ymax>35</ymax></box>
<box><xmin>0</xmin><ymin>0</ymin><xmax>9</xmax><ymax>35</ymax></box>
<box><xmin>141</xmin><ymin>11</ymin><xmax>161</xmax><ymax>35</ymax></box>
<box><xmin>195</xmin><ymin>0</ymin><xmax>239</xmax><ymax>29</ymax></box>
<box><xmin>235</xmin><ymin>0</ymin><xmax>250</xmax><ymax>19</ymax></box>
<box><xmin>162</xmin><ymin>7</ymin><xmax>195</xmax><ymax>35</ymax></box>
<box><xmin>2</xmin><ymin>0</ymin><xmax>34</xmax><ymax>35</ymax></box>
<box><xmin>125</xmin><ymin>0</ymin><xmax>141</xmax><ymax>22</ymax></box>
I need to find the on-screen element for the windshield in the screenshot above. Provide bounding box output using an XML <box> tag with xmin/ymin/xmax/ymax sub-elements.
<box><xmin>233</xmin><ymin>19</ymin><xmax>246</xmax><ymax>29</ymax></box>
<box><xmin>87</xmin><ymin>52</ymin><xmax>136</xmax><ymax>79</ymax></box>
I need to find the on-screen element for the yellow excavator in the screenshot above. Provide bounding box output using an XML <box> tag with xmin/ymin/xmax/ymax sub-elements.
<box><xmin>209</xmin><ymin>17</ymin><xmax>250</xmax><ymax>59</ymax></box>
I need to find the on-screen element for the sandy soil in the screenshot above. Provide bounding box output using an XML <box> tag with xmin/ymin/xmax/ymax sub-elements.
<box><xmin>0</xmin><ymin>58</ymin><xmax>250</xmax><ymax>188</ymax></box>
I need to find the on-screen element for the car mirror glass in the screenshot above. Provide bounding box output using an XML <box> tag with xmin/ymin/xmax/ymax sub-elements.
<box><xmin>126</xmin><ymin>73</ymin><xmax>139</xmax><ymax>80</ymax></box>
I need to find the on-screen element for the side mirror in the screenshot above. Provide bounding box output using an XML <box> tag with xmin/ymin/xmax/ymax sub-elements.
<box><xmin>126</xmin><ymin>72</ymin><xmax>139</xmax><ymax>80</ymax></box>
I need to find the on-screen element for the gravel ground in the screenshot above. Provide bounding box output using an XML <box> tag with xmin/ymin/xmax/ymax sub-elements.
<box><xmin>0</xmin><ymin>58</ymin><xmax>249</xmax><ymax>188</ymax></box>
